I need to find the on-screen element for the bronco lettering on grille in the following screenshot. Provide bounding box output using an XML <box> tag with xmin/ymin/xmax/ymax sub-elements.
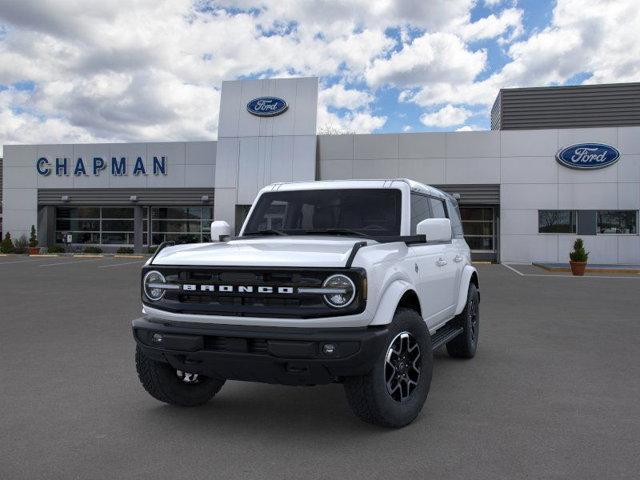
<box><xmin>181</xmin><ymin>284</ymin><xmax>295</xmax><ymax>294</ymax></box>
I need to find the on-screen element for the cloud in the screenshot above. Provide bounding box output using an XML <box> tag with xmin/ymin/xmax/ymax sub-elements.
<box><xmin>366</xmin><ymin>32</ymin><xmax>486</xmax><ymax>88</ymax></box>
<box><xmin>420</xmin><ymin>105</ymin><xmax>472</xmax><ymax>127</ymax></box>
<box><xmin>459</xmin><ymin>7</ymin><xmax>523</xmax><ymax>42</ymax></box>
<box><xmin>319</xmin><ymin>84</ymin><xmax>373</xmax><ymax>110</ymax></box>
<box><xmin>456</xmin><ymin>125</ymin><xmax>484</xmax><ymax>131</ymax></box>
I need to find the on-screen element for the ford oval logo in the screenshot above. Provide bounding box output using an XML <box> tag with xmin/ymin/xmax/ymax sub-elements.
<box><xmin>246</xmin><ymin>97</ymin><xmax>288</xmax><ymax>117</ymax></box>
<box><xmin>556</xmin><ymin>143</ymin><xmax>620</xmax><ymax>170</ymax></box>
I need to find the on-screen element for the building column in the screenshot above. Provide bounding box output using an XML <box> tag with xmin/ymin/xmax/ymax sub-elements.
<box><xmin>133</xmin><ymin>206</ymin><xmax>144</xmax><ymax>253</ymax></box>
<box><xmin>37</xmin><ymin>206</ymin><xmax>56</xmax><ymax>247</ymax></box>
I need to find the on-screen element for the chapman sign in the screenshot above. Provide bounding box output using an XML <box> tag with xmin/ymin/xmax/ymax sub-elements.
<box><xmin>246</xmin><ymin>97</ymin><xmax>288</xmax><ymax>117</ymax></box>
<box><xmin>556</xmin><ymin>143</ymin><xmax>620</xmax><ymax>170</ymax></box>
<box><xmin>36</xmin><ymin>156</ymin><xmax>168</xmax><ymax>177</ymax></box>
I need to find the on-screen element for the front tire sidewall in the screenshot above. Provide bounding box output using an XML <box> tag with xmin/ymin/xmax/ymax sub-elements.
<box><xmin>346</xmin><ymin>308</ymin><xmax>433</xmax><ymax>428</ymax></box>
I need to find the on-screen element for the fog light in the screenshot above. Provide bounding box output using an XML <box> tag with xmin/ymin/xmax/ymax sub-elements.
<box><xmin>322</xmin><ymin>343</ymin><xmax>336</xmax><ymax>355</ymax></box>
<box><xmin>152</xmin><ymin>333</ymin><xmax>163</xmax><ymax>343</ymax></box>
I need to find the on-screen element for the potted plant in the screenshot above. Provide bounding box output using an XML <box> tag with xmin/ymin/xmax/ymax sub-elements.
<box><xmin>28</xmin><ymin>225</ymin><xmax>40</xmax><ymax>255</ymax></box>
<box><xmin>569</xmin><ymin>238</ymin><xmax>589</xmax><ymax>276</ymax></box>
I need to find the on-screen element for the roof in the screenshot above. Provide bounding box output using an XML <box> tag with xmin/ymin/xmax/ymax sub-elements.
<box><xmin>264</xmin><ymin>178</ymin><xmax>448</xmax><ymax>198</ymax></box>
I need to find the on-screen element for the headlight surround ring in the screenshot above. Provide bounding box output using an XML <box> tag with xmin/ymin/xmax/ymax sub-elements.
<box><xmin>322</xmin><ymin>274</ymin><xmax>356</xmax><ymax>308</ymax></box>
<box><xmin>143</xmin><ymin>270</ymin><xmax>166</xmax><ymax>301</ymax></box>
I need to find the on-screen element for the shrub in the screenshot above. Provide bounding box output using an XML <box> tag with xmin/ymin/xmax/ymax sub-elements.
<box><xmin>47</xmin><ymin>244</ymin><xmax>65</xmax><ymax>254</ymax></box>
<box><xmin>148</xmin><ymin>246</ymin><xmax>158</xmax><ymax>254</ymax></box>
<box><xmin>116</xmin><ymin>247</ymin><xmax>135</xmax><ymax>254</ymax></box>
<box><xmin>29</xmin><ymin>225</ymin><xmax>38</xmax><ymax>248</ymax></box>
<box><xmin>14</xmin><ymin>235</ymin><xmax>29</xmax><ymax>254</ymax></box>
<box><xmin>1</xmin><ymin>233</ymin><xmax>15</xmax><ymax>253</ymax></box>
<box><xmin>569</xmin><ymin>238</ymin><xmax>589</xmax><ymax>262</ymax></box>
<box><xmin>83</xmin><ymin>246</ymin><xmax>103</xmax><ymax>254</ymax></box>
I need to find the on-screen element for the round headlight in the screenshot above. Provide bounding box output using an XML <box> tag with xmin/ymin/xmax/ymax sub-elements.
<box><xmin>322</xmin><ymin>274</ymin><xmax>356</xmax><ymax>308</ymax></box>
<box><xmin>144</xmin><ymin>270</ymin><xmax>166</xmax><ymax>301</ymax></box>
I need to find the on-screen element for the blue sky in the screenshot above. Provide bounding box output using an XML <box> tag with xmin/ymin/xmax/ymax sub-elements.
<box><xmin>0</xmin><ymin>0</ymin><xmax>637</xmax><ymax>150</ymax></box>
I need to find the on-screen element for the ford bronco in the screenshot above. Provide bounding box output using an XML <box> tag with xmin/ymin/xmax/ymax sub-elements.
<box><xmin>133</xmin><ymin>179</ymin><xmax>480</xmax><ymax>427</ymax></box>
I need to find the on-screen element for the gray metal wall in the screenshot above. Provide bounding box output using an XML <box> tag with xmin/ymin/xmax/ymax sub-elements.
<box><xmin>492</xmin><ymin>83</ymin><xmax>640</xmax><ymax>130</ymax></box>
<box><xmin>38</xmin><ymin>188</ymin><xmax>215</xmax><ymax>206</ymax></box>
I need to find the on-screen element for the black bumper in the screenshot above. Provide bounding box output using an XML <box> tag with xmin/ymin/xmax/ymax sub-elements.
<box><xmin>132</xmin><ymin>317</ymin><xmax>390</xmax><ymax>386</ymax></box>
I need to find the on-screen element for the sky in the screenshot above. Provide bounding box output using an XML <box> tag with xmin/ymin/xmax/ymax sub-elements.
<box><xmin>0</xmin><ymin>0</ymin><xmax>638</xmax><ymax>154</ymax></box>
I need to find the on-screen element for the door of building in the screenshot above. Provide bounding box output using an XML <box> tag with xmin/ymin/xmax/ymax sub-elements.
<box><xmin>459</xmin><ymin>206</ymin><xmax>498</xmax><ymax>262</ymax></box>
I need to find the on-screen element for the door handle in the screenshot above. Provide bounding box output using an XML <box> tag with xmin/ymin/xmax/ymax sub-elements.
<box><xmin>454</xmin><ymin>255</ymin><xmax>464</xmax><ymax>263</ymax></box>
<box><xmin>436</xmin><ymin>258</ymin><xmax>447</xmax><ymax>267</ymax></box>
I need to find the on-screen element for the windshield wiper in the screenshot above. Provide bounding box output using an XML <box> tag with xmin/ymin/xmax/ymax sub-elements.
<box><xmin>243</xmin><ymin>229</ymin><xmax>287</xmax><ymax>237</ymax></box>
<box><xmin>306</xmin><ymin>228</ymin><xmax>371</xmax><ymax>238</ymax></box>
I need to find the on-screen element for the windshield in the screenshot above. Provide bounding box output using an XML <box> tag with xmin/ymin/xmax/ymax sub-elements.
<box><xmin>242</xmin><ymin>189</ymin><xmax>402</xmax><ymax>237</ymax></box>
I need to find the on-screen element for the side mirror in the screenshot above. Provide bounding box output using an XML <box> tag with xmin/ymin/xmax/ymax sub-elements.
<box><xmin>416</xmin><ymin>218</ymin><xmax>452</xmax><ymax>242</ymax></box>
<box><xmin>210</xmin><ymin>220</ymin><xmax>231</xmax><ymax>242</ymax></box>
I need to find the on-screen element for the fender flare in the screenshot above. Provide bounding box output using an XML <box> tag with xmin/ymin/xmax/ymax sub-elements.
<box><xmin>454</xmin><ymin>265</ymin><xmax>479</xmax><ymax>315</ymax></box>
<box><xmin>369</xmin><ymin>279</ymin><xmax>416</xmax><ymax>326</ymax></box>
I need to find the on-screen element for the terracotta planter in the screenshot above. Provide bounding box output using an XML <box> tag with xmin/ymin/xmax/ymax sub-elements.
<box><xmin>569</xmin><ymin>260</ymin><xmax>587</xmax><ymax>276</ymax></box>
<box><xmin>28</xmin><ymin>246</ymin><xmax>40</xmax><ymax>255</ymax></box>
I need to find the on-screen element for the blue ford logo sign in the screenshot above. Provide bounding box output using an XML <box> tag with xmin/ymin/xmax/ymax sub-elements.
<box><xmin>247</xmin><ymin>97</ymin><xmax>288</xmax><ymax>117</ymax></box>
<box><xmin>556</xmin><ymin>143</ymin><xmax>620</xmax><ymax>170</ymax></box>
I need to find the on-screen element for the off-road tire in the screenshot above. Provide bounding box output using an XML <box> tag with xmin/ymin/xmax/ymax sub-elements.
<box><xmin>343</xmin><ymin>308</ymin><xmax>433</xmax><ymax>428</ymax></box>
<box><xmin>446</xmin><ymin>283</ymin><xmax>479</xmax><ymax>359</ymax></box>
<box><xmin>135</xmin><ymin>345</ymin><xmax>225</xmax><ymax>406</ymax></box>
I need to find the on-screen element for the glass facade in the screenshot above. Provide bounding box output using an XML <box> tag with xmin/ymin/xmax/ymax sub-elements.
<box><xmin>538</xmin><ymin>210</ymin><xmax>577</xmax><ymax>233</ymax></box>
<box><xmin>460</xmin><ymin>207</ymin><xmax>495</xmax><ymax>252</ymax></box>
<box><xmin>150</xmin><ymin>206</ymin><xmax>213</xmax><ymax>245</ymax></box>
<box><xmin>55</xmin><ymin>206</ymin><xmax>213</xmax><ymax>246</ymax></box>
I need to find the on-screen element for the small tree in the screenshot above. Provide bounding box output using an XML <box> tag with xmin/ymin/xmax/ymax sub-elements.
<box><xmin>13</xmin><ymin>235</ymin><xmax>28</xmax><ymax>254</ymax></box>
<box><xmin>569</xmin><ymin>238</ymin><xmax>589</xmax><ymax>262</ymax></box>
<box><xmin>29</xmin><ymin>225</ymin><xmax>38</xmax><ymax>248</ymax></box>
<box><xmin>1</xmin><ymin>232</ymin><xmax>15</xmax><ymax>253</ymax></box>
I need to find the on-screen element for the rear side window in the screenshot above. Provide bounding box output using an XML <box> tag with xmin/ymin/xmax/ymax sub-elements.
<box><xmin>410</xmin><ymin>194</ymin><xmax>431</xmax><ymax>235</ymax></box>
<box><xmin>429</xmin><ymin>198</ymin><xmax>447</xmax><ymax>219</ymax></box>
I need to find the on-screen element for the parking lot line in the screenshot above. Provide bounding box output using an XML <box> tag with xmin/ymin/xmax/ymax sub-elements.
<box><xmin>503</xmin><ymin>263</ymin><xmax>640</xmax><ymax>280</ymax></box>
<box><xmin>98</xmin><ymin>260</ymin><xmax>146</xmax><ymax>268</ymax></box>
<box><xmin>0</xmin><ymin>257</ymin><xmax>56</xmax><ymax>266</ymax></box>
<box><xmin>38</xmin><ymin>258</ymin><xmax>104</xmax><ymax>267</ymax></box>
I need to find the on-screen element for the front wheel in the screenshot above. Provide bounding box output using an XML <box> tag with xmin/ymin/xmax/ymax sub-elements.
<box><xmin>343</xmin><ymin>308</ymin><xmax>433</xmax><ymax>428</ymax></box>
<box><xmin>135</xmin><ymin>346</ymin><xmax>225</xmax><ymax>406</ymax></box>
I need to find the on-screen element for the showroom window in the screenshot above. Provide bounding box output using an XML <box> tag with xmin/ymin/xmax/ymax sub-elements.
<box><xmin>55</xmin><ymin>207</ymin><xmax>140</xmax><ymax>245</ymax></box>
<box><xmin>538</xmin><ymin>210</ymin><xmax>577</xmax><ymax>233</ymax></box>
<box><xmin>150</xmin><ymin>206</ymin><xmax>213</xmax><ymax>245</ymax></box>
<box><xmin>460</xmin><ymin>207</ymin><xmax>495</xmax><ymax>251</ymax></box>
<box><xmin>597</xmin><ymin>210</ymin><xmax>638</xmax><ymax>234</ymax></box>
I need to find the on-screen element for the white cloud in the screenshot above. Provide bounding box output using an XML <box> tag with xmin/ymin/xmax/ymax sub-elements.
<box><xmin>319</xmin><ymin>84</ymin><xmax>373</xmax><ymax>110</ymax></box>
<box><xmin>366</xmin><ymin>32</ymin><xmax>486</xmax><ymax>88</ymax></box>
<box><xmin>459</xmin><ymin>8</ymin><xmax>523</xmax><ymax>42</ymax></box>
<box><xmin>402</xmin><ymin>125</ymin><xmax>413</xmax><ymax>132</ymax></box>
<box><xmin>420</xmin><ymin>105</ymin><xmax>472</xmax><ymax>127</ymax></box>
<box><xmin>456</xmin><ymin>125</ymin><xmax>484</xmax><ymax>132</ymax></box>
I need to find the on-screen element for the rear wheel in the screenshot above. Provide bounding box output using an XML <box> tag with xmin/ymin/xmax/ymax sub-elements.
<box><xmin>135</xmin><ymin>346</ymin><xmax>225</xmax><ymax>406</ymax></box>
<box><xmin>446</xmin><ymin>283</ymin><xmax>479</xmax><ymax>359</ymax></box>
<box><xmin>343</xmin><ymin>308</ymin><xmax>433</xmax><ymax>428</ymax></box>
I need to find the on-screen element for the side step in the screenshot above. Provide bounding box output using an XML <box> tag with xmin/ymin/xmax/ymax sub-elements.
<box><xmin>430</xmin><ymin>324</ymin><xmax>464</xmax><ymax>351</ymax></box>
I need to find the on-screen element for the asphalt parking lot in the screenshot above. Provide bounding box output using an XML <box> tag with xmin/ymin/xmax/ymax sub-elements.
<box><xmin>1</xmin><ymin>256</ymin><xmax>639</xmax><ymax>479</ymax></box>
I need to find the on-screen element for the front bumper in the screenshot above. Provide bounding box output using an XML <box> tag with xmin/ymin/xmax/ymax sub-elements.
<box><xmin>132</xmin><ymin>317</ymin><xmax>390</xmax><ymax>386</ymax></box>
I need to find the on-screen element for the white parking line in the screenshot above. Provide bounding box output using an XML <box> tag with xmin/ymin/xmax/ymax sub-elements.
<box><xmin>98</xmin><ymin>260</ymin><xmax>146</xmax><ymax>268</ymax></box>
<box><xmin>39</xmin><ymin>258</ymin><xmax>103</xmax><ymax>267</ymax></box>
<box><xmin>502</xmin><ymin>263</ymin><xmax>640</xmax><ymax>280</ymax></box>
<box><xmin>502</xmin><ymin>263</ymin><xmax>524</xmax><ymax>276</ymax></box>
<box><xmin>0</xmin><ymin>257</ymin><xmax>56</xmax><ymax>266</ymax></box>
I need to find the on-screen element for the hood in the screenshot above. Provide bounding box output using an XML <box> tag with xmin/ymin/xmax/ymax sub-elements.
<box><xmin>151</xmin><ymin>236</ymin><xmax>365</xmax><ymax>268</ymax></box>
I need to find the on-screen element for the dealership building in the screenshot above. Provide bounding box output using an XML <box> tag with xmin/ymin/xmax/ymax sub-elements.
<box><xmin>1</xmin><ymin>78</ymin><xmax>639</xmax><ymax>264</ymax></box>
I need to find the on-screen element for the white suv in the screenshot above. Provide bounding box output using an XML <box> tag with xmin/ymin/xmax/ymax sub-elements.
<box><xmin>133</xmin><ymin>179</ymin><xmax>480</xmax><ymax>427</ymax></box>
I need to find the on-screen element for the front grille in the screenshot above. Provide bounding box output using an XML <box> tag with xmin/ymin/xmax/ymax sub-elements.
<box><xmin>143</xmin><ymin>266</ymin><xmax>366</xmax><ymax>319</ymax></box>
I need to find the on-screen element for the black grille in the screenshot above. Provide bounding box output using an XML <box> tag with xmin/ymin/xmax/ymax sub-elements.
<box><xmin>143</xmin><ymin>266</ymin><xmax>366</xmax><ymax>319</ymax></box>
